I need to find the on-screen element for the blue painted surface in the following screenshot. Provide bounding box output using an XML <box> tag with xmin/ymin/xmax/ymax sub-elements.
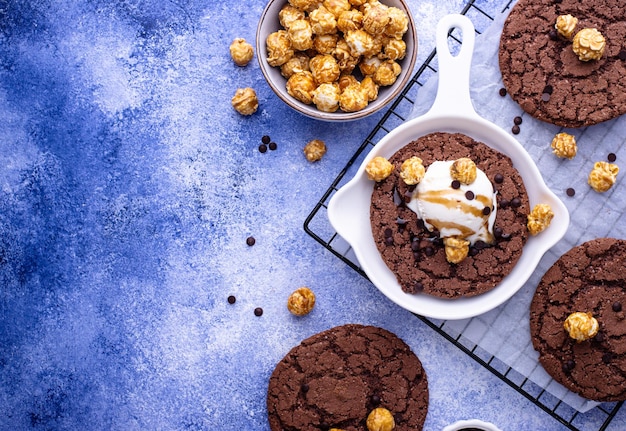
<box><xmin>1</xmin><ymin>1</ymin><xmax>625</xmax><ymax>430</ymax></box>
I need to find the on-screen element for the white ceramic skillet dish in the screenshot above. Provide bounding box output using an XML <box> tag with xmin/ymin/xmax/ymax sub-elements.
<box><xmin>327</xmin><ymin>14</ymin><xmax>569</xmax><ymax>320</ymax></box>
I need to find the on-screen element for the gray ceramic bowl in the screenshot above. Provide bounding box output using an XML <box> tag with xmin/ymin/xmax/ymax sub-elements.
<box><xmin>256</xmin><ymin>0</ymin><xmax>418</xmax><ymax>121</ymax></box>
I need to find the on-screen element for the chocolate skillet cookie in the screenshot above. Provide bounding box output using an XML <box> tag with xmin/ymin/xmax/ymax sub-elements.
<box><xmin>499</xmin><ymin>0</ymin><xmax>626</xmax><ymax>128</ymax></box>
<box><xmin>530</xmin><ymin>238</ymin><xmax>626</xmax><ymax>401</ymax></box>
<box><xmin>266</xmin><ymin>324</ymin><xmax>429</xmax><ymax>431</ymax></box>
<box><xmin>370</xmin><ymin>132</ymin><xmax>530</xmax><ymax>299</ymax></box>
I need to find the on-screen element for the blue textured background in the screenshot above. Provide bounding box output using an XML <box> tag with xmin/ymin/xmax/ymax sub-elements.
<box><xmin>1</xmin><ymin>1</ymin><xmax>624</xmax><ymax>430</ymax></box>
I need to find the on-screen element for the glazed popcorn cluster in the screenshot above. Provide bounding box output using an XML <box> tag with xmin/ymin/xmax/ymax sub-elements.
<box><xmin>554</xmin><ymin>14</ymin><xmax>606</xmax><ymax>62</ymax></box>
<box><xmin>266</xmin><ymin>0</ymin><xmax>410</xmax><ymax>113</ymax></box>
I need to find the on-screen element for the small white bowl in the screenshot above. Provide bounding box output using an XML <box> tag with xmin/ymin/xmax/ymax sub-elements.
<box><xmin>442</xmin><ymin>419</ymin><xmax>502</xmax><ymax>431</ymax></box>
<box><xmin>256</xmin><ymin>0</ymin><xmax>418</xmax><ymax>121</ymax></box>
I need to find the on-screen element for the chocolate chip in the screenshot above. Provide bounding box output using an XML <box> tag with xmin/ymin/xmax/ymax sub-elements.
<box><xmin>494</xmin><ymin>173</ymin><xmax>504</xmax><ymax>184</ymax></box>
<box><xmin>469</xmin><ymin>247</ymin><xmax>479</xmax><ymax>256</ymax></box>
<box><xmin>619</xmin><ymin>49</ymin><xmax>626</xmax><ymax>61</ymax></box>
<box><xmin>566</xmin><ymin>187</ymin><xmax>575</xmax><ymax>197</ymax></box>
<box><xmin>474</xmin><ymin>240</ymin><xmax>488</xmax><ymax>250</ymax></box>
<box><xmin>301</xmin><ymin>383</ymin><xmax>309</xmax><ymax>392</ymax></box>
<box><xmin>384</xmin><ymin>228</ymin><xmax>393</xmax><ymax>238</ymax></box>
<box><xmin>514</xmin><ymin>116</ymin><xmax>523</xmax><ymax>125</ymax></box>
<box><xmin>482</xmin><ymin>206</ymin><xmax>491</xmax><ymax>215</ymax></box>
<box><xmin>451</xmin><ymin>180</ymin><xmax>461</xmax><ymax>189</ymax></box>
<box><xmin>411</xmin><ymin>239</ymin><xmax>420</xmax><ymax>252</ymax></box>
<box><xmin>261</xmin><ymin>135</ymin><xmax>271</xmax><ymax>144</ymax></box>
<box><xmin>613</xmin><ymin>301</ymin><xmax>622</xmax><ymax>312</ymax></box>
<box><xmin>562</xmin><ymin>359</ymin><xmax>575</xmax><ymax>373</ymax></box>
<box><xmin>511</xmin><ymin>197</ymin><xmax>521</xmax><ymax>208</ymax></box>
<box><xmin>608</xmin><ymin>153</ymin><xmax>617</xmax><ymax>162</ymax></box>
<box><xmin>595</xmin><ymin>332</ymin><xmax>605</xmax><ymax>343</ymax></box>
<box><xmin>371</xmin><ymin>394</ymin><xmax>381</xmax><ymax>405</ymax></box>
<box><xmin>424</xmin><ymin>246</ymin><xmax>434</xmax><ymax>256</ymax></box>
<box><xmin>259</xmin><ymin>143</ymin><xmax>268</xmax><ymax>153</ymax></box>
<box><xmin>385</xmin><ymin>237</ymin><xmax>394</xmax><ymax>246</ymax></box>
<box><xmin>512</xmin><ymin>125</ymin><xmax>520</xmax><ymax>134</ymax></box>
<box><xmin>465</xmin><ymin>190</ymin><xmax>475</xmax><ymax>200</ymax></box>
<box><xmin>602</xmin><ymin>352</ymin><xmax>613</xmax><ymax>364</ymax></box>
<box><xmin>228</xmin><ymin>295</ymin><xmax>236</xmax><ymax>304</ymax></box>
<box><xmin>494</xmin><ymin>227</ymin><xmax>504</xmax><ymax>239</ymax></box>
<box><xmin>499</xmin><ymin>88</ymin><xmax>507</xmax><ymax>97</ymax></box>
<box><xmin>413</xmin><ymin>281</ymin><xmax>424</xmax><ymax>292</ymax></box>
<box><xmin>543</xmin><ymin>84</ymin><xmax>553</xmax><ymax>94</ymax></box>
<box><xmin>246</xmin><ymin>236</ymin><xmax>256</xmax><ymax>246</ymax></box>
<box><xmin>548</xmin><ymin>29</ymin><xmax>558</xmax><ymax>40</ymax></box>
<box><xmin>269</xmin><ymin>142</ymin><xmax>278</xmax><ymax>151</ymax></box>
<box><xmin>254</xmin><ymin>307</ymin><xmax>263</xmax><ymax>316</ymax></box>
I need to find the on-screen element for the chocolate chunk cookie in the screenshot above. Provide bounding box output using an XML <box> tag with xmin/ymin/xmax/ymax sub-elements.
<box><xmin>266</xmin><ymin>324</ymin><xmax>429</xmax><ymax>431</ymax></box>
<box><xmin>530</xmin><ymin>238</ymin><xmax>626</xmax><ymax>401</ymax></box>
<box><xmin>499</xmin><ymin>0</ymin><xmax>626</xmax><ymax>128</ymax></box>
<box><xmin>370</xmin><ymin>132</ymin><xmax>529</xmax><ymax>299</ymax></box>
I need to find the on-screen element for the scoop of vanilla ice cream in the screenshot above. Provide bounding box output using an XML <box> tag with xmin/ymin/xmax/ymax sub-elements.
<box><xmin>406</xmin><ymin>160</ymin><xmax>497</xmax><ymax>244</ymax></box>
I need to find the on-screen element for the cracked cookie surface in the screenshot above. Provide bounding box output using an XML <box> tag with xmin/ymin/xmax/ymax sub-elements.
<box><xmin>499</xmin><ymin>0</ymin><xmax>626</xmax><ymax>128</ymax></box>
<box><xmin>370</xmin><ymin>132</ymin><xmax>529</xmax><ymax>299</ymax></box>
<box><xmin>266</xmin><ymin>324</ymin><xmax>429</xmax><ymax>431</ymax></box>
<box><xmin>530</xmin><ymin>238</ymin><xmax>626</xmax><ymax>401</ymax></box>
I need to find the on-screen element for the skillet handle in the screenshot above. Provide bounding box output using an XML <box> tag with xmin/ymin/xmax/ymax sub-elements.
<box><xmin>427</xmin><ymin>14</ymin><xmax>477</xmax><ymax>118</ymax></box>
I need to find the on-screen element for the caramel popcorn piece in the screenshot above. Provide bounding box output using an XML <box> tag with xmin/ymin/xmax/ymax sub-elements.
<box><xmin>373</xmin><ymin>59</ymin><xmax>401</xmax><ymax>86</ymax></box>
<box><xmin>334</xmin><ymin>38</ymin><xmax>360</xmax><ymax>74</ymax></box>
<box><xmin>337</xmin><ymin>9</ymin><xmax>363</xmax><ymax>32</ymax></box>
<box><xmin>344</xmin><ymin>29</ymin><xmax>377</xmax><ymax>57</ymax></box>
<box><xmin>313</xmin><ymin>33</ymin><xmax>339</xmax><ymax>55</ymax></box>
<box><xmin>339</xmin><ymin>82</ymin><xmax>369</xmax><ymax>112</ymax></box>
<box><xmin>384</xmin><ymin>6</ymin><xmax>409</xmax><ymax>39</ymax></box>
<box><xmin>280</xmin><ymin>52</ymin><xmax>310</xmax><ymax>78</ymax></box>
<box><xmin>288</xmin><ymin>19</ymin><xmax>314</xmax><ymax>51</ymax></box>
<box><xmin>527</xmin><ymin>203</ymin><xmax>554</xmax><ymax>235</ymax></box>
<box><xmin>362</xmin><ymin>1</ymin><xmax>390</xmax><ymax>35</ymax></box>
<box><xmin>279</xmin><ymin>4</ymin><xmax>306</xmax><ymax>29</ymax></box>
<box><xmin>381</xmin><ymin>37</ymin><xmax>406</xmax><ymax>61</ymax></box>
<box><xmin>572</xmin><ymin>28</ymin><xmax>606</xmax><ymax>61</ymax></box>
<box><xmin>266</xmin><ymin>30</ymin><xmax>294</xmax><ymax>67</ymax></box>
<box><xmin>309</xmin><ymin>54</ymin><xmax>341</xmax><ymax>84</ymax></box>
<box><xmin>443</xmin><ymin>237</ymin><xmax>470</xmax><ymax>264</ymax></box>
<box><xmin>365</xmin><ymin>156</ymin><xmax>393</xmax><ymax>181</ymax></box>
<box><xmin>304</xmin><ymin>139</ymin><xmax>327</xmax><ymax>162</ymax></box>
<box><xmin>286</xmin><ymin>71</ymin><xmax>317</xmax><ymax>104</ymax></box>
<box><xmin>231</xmin><ymin>87</ymin><xmax>258</xmax><ymax>115</ymax></box>
<box><xmin>361</xmin><ymin>76</ymin><xmax>379</xmax><ymax>102</ymax></box>
<box><xmin>588</xmin><ymin>161</ymin><xmax>619</xmax><ymax>192</ymax></box>
<box><xmin>366</xmin><ymin>407</ymin><xmax>395</xmax><ymax>431</ymax></box>
<box><xmin>399</xmin><ymin>156</ymin><xmax>425</xmax><ymax>185</ymax></box>
<box><xmin>229</xmin><ymin>38</ymin><xmax>254</xmax><ymax>66</ymax></box>
<box><xmin>555</xmin><ymin>14</ymin><xmax>578</xmax><ymax>39</ymax></box>
<box><xmin>288</xmin><ymin>0</ymin><xmax>321</xmax><ymax>12</ymax></box>
<box><xmin>309</xmin><ymin>5</ymin><xmax>338</xmax><ymax>35</ymax></box>
<box><xmin>358</xmin><ymin>55</ymin><xmax>381</xmax><ymax>76</ymax></box>
<box><xmin>564</xmin><ymin>312</ymin><xmax>599</xmax><ymax>342</ymax></box>
<box><xmin>348</xmin><ymin>0</ymin><xmax>367</xmax><ymax>6</ymax></box>
<box><xmin>338</xmin><ymin>73</ymin><xmax>359</xmax><ymax>91</ymax></box>
<box><xmin>551</xmin><ymin>132</ymin><xmax>577</xmax><ymax>159</ymax></box>
<box><xmin>450</xmin><ymin>157</ymin><xmax>477</xmax><ymax>185</ymax></box>
<box><xmin>287</xmin><ymin>287</ymin><xmax>316</xmax><ymax>316</ymax></box>
<box><xmin>323</xmin><ymin>0</ymin><xmax>351</xmax><ymax>18</ymax></box>
<box><xmin>312</xmin><ymin>82</ymin><xmax>341</xmax><ymax>112</ymax></box>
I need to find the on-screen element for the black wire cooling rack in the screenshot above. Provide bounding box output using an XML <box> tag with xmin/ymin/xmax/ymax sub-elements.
<box><xmin>303</xmin><ymin>0</ymin><xmax>624</xmax><ymax>429</ymax></box>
